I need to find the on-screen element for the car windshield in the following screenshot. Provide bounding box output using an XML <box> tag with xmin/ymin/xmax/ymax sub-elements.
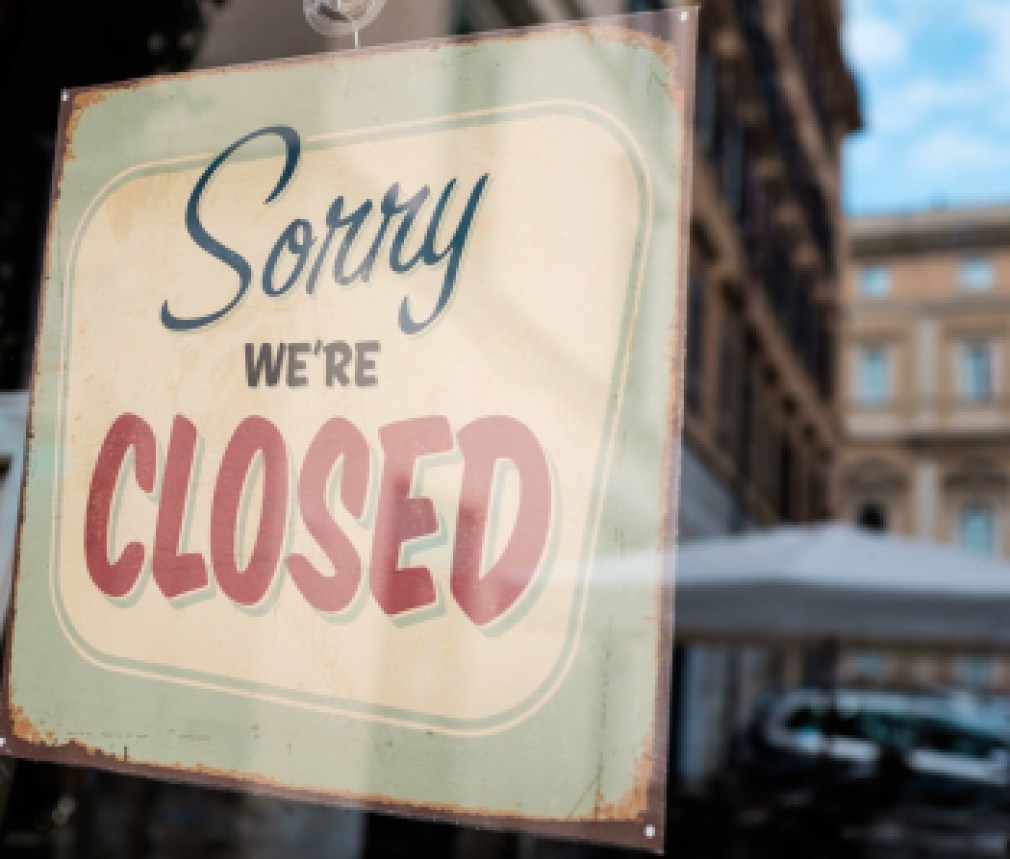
<box><xmin>781</xmin><ymin>695</ymin><xmax>1009</xmax><ymax>761</ymax></box>
<box><xmin>827</xmin><ymin>708</ymin><xmax>918</xmax><ymax>750</ymax></box>
<box><xmin>915</xmin><ymin>718</ymin><xmax>1008</xmax><ymax>760</ymax></box>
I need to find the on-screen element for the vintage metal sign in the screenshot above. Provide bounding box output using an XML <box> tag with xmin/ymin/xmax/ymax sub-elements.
<box><xmin>4</xmin><ymin>11</ymin><xmax>694</xmax><ymax>851</ymax></box>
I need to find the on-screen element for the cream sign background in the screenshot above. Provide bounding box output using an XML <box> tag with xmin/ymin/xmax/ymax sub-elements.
<box><xmin>63</xmin><ymin>106</ymin><xmax>636</xmax><ymax>728</ymax></box>
<box><xmin>5</xmin><ymin>13</ymin><xmax>694</xmax><ymax>852</ymax></box>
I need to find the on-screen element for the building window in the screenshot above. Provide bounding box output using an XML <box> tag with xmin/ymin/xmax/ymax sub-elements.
<box><xmin>778</xmin><ymin>434</ymin><xmax>794</xmax><ymax>522</ymax></box>
<box><xmin>452</xmin><ymin>0</ymin><xmax>477</xmax><ymax>35</ymax></box>
<box><xmin>960</xmin><ymin>341</ymin><xmax>993</xmax><ymax>402</ymax></box>
<box><xmin>721</xmin><ymin>118</ymin><xmax>746</xmax><ymax>216</ymax></box>
<box><xmin>856</xmin><ymin>346</ymin><xmax>890</xmax><ymax>404</ymax></box>
<box><xmin>851</xmin><ymin>651</ymin><xmax>885</xmax><ymax>682</ymax></box>
<box><xmin>808</xmin><ymin>464</ymin><xmax>826</xmax><ymax>522</ymax></box>
<box><xmin>717</xmin><ymin>321</ymin><xmax>740</xmax><ymax>452</ymax></box>
<box><xmin>737</xmin><ymin>359</ymin><xmax>754</xmax><ymax>479</ymax></box>
<box><xmin>685</xmin><ymin>271</ymin><xmax>706</xmax><ymax>414</ymax></box>
<box><xmin>856</xmin><ymin>502</ymin><xmax>888</xmax><ymax>533</ymax></box>
<box><xmin>859</xmin><ymin>266</ymin><xmax>890</xmax><ymax>298</ymax></box>
<box><xmin>695</xmin><ymin>46</ymin><xmax>718</xmax><ymax>152</ymax></box>
<box><xmin>959</xmin><ymin>258</ymin><xmax>994</xmax><ymax>292</ymax></box>
<box><xmin>959</xmin><ymin>504</ymin><xmax>997</xmax><ymax>557</ymax></box>
<box><xmin>957</xmin><ymin>656</ymin><xmax>994</xmax><ymax>690</ymax></box>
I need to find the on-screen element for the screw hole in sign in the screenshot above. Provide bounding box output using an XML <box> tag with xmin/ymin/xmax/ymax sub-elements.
<box><xmin>304</xmin><ymin>0</ymin><xmax>387</xmax><ymax>46</ymax></box>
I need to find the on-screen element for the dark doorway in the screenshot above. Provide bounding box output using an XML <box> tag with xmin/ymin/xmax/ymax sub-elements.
<box><xmin>856</xmin><ymin>502</ymin><xmax>888</xmax><ymax>533</ymax></box>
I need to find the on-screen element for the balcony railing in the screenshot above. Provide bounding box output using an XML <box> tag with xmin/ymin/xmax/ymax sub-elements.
<box><xmin>846</xmin><ymin>394</ymin><xmax>1010</xmax><ymax>437</ymax></box>
<box><xmin>789</xmin><ymin>3</ymin><xmax>835</xmax><ymax>149</ymax></box>
<box><xmin>732</xmin><ymin>0</ymin><xmax>836</xmax><ymax>274</ymax></box>
<box><xmin>695</xmin><ymin>37</ymin><xmax>835</xmax><ymax>404</ymax></box>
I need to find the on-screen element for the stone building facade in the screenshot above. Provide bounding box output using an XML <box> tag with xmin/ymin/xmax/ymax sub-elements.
<box><xmin>841</xmin><ymin>206</ymin><xmax>1010</xmax><ymax>692</ymax></box>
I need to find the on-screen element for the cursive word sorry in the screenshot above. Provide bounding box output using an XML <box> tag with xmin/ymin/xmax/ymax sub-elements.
<box><xmin>162</xmin><ymin>125</ymin><xmax>490</xmax><ymax>335</ymax></box>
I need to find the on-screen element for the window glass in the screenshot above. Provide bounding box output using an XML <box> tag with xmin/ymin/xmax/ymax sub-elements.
<box><xmin>859</xmin><ymin>266</ymin><xmax>890</xmax><ymax>297</ymax></box>
<box><xmin>778</xmin><ymin>434</ymin><xmax>794</xmax><ymax>520</ymax></box>
<box><xmin>784</xmin><ymin>705</ymin><xmax>823</xmax><ymax>735</ymax></box>
<box><xmin>851</xmin><ymin>651</ymin><xmax>885</xmax><ymax>679</ymax></box>
<box><xmin>959</xmin><ymin>505</ymin><xmax>997</xmax><ymax>557</ymax></box>
<box><xmin>829</xmin><ymin>710</ymin><xmax>915</xmax><ymax>748</ymax></box>
<box><xmin>917</xmin><ymin>717</ymin><xmax>1002</xmax><ymax>758</ymax></box>
<box><xmin>856</xmin><ymin>346</ymin><xmax>889</xmax><ymax>404</ymax></box>
<box><xmin>959</xmin><ymin>258</ymin><xmax>994</xmax><ymax>292</ymax></box>
<box><xmin>695</xmin><ymin>47</ymin><xmax>718</xmax><ymax>151</ymax></box>
<box><xmin>961</xmin><ymin>342</ymin><xmax>993</xmax><ymax>401</ymax></box>
<box><xmin>686</xmin><ymin>271</ymin><xmax>706</xmax><ymax>414</ymax></box>
<box><xmin>955</xmin><ymin>657</ymin><xmax>996</xmax><ymax>691</ymax></box>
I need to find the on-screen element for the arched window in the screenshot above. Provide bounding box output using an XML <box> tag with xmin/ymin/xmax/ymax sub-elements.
<box><xmin>856</xmin><ymin>502</ymin><xmax>887</xmax><ymax>533</ymax></box>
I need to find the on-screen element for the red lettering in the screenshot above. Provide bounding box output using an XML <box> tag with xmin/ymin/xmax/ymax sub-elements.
<box><xmin>370</xmin><ymin>417</ymin><xmax>452</xmax><ymax>616</ymax></box>
<box><xmin>451</xmin><ymin>416</ymin><xmax>551</xmax><ymax>625</ymax></box>
<box><xmin>288</xmin><ymin>418</ymin><xmax>369</xmax><ymax>613</ymax></box>
<box><xmin>85</xmin><ymin>411</ymin><xmax>553</xmax><ymax>624</ymax></box>
<box><xmin>84</xmin><ymin>413</ymin><xmax>157</xmax><ymax>598</ymax></box>
<box><xmin>210</xmin><ymin>416</ymin><xmax>288</xmax><ymax>606</ymax></box>
<box><xmin>153</xmin><ymin>415</ymin><xmax>209</xmax><ymax>599</ymax></box>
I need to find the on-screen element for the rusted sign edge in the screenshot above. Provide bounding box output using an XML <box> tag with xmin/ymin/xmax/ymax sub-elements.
<box><xmin>647</xmin><ymin>5</ymin><xmax>698</xmax><ymax>855</ymax></box>
<box><xmin>0</xmin><ymin>9</ymin><xmax>698</xmax><ymax>854</ymax></box>
<box><xmin>0</xmin><ymin>726</ymin><xmax>659</xmax><ymax>851</ymax></box>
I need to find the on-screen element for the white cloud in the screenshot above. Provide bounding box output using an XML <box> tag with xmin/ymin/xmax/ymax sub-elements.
<box><xmin>908</xmin><ymin>128</ymin><xmax>1010</xmax><ymax>175</ymax></box>
<box><xmin>869</xmin><ymin>79</ymin><xmax>976</xmax><ymax>133</ymax></box>
<box><xmin>965</xmin><ymin>1</ymin><xmax>1010</xmax><ymax>90</ymax></box>
<box><xmin>843</xmin><ymin>1</ymin><xmax>1010</xmax><ymax>212</ymax></box>
<box><xmin>843</xmin><ymin>12</ymin><xmax>906</xmax><ymax>70</ymax></box>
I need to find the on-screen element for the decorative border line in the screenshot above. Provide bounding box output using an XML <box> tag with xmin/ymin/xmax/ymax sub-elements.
<box><xmin>39</xmin><ymin>98</ymin><xmax>656</xmax><ymax>737</ymax></box>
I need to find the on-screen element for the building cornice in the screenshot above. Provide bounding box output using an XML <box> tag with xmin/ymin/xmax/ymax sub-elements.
<box><xmin>851</xmin><ymin>207</ymin><xmax>1010</xmax><ymax>257</ymax></box>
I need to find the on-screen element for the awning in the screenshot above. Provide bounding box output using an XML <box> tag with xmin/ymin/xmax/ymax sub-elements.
<box><xmin>676</xmin><ymin>525</ymin><xmax>1010</xmax><ymax>649</ymax></box>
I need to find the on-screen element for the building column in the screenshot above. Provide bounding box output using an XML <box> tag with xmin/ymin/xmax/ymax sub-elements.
<box><xmin>915</xmin><ymin>319</ymin><xmax>938</xmax><ymax>428</ymax></box>
<box><xmin>914</xmin><ymin>460</ymin><xmax>939</xmax><ymax>540</ymax></box>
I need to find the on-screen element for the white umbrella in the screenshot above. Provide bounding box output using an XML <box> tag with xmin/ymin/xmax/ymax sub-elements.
<box><xmin>676</xmin><ymin>524</ymin><xmax>1010</xmax><ymax>649</ymax></box>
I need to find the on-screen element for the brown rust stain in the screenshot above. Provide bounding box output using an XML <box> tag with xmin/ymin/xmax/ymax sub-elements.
<box><xmin>62</xmin><ymin>88</ymin><xmax>112</xmax><ymax>162</ymax></box>
<box><xmin>1</xmin><ymin>13</ymin><xmax>692</xmax><ymax>856</ymax></box>
<box><xmin>593</xmin><ymin>739</ymin><xmax>656</xmax><ymax>822</ymax></box>
<box><xmin>0</xmin><ymin>723</ymin><xmax>665</xmax><ymax>851</ymax></box>
<box><xmin>8</xmin><ymin>704</ymin><xmax>55</xmax><ymax>745</ymax></box>
<box><xmin>591</xmin><ymin>23</ymin><xmax>682</xmax><ymax>99</ymax></box>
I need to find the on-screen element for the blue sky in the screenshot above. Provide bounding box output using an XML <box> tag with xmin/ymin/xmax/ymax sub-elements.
<box><xmin>843</xmin><ymin>0</ymin><xmax>1010</xmax><ymax>214</ymax></box>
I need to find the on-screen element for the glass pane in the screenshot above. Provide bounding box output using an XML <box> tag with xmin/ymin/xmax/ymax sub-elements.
<box><xmin>1</xmin><ymin>9</ymin><xmax>694</xmax><ymax>855</ymax></box>
<box><xmin>961</xmin><ymin>342</ymin><xmax>992</xmax><ymax>401</ymax></box>
<box><xmin>959</xmin><ymin>258</ymin><xmax>994</xmax><ymax>292</ymax></box>
<box><xmin>956</xmin><ymin>657</ymin><xmax>996</xmax><ymax>691</ymax></box>
<box><xmin>7</xmin><ymin>1</ymin><xmax>1010</xmax><ymax>856</ymax></box>
<box><xmin>857</xmin><ymin>346</ymin><xmax>889</xmax><ymax>404</ymax></box>
<box><xmin>960</xmin><ymin>505</ymin><xmax>996</xmax><ymax>556</ymax></box>
<box><xmin>859</xmin><ymin>265</ymin><xmax>890</xmax><ymax>297</ymax></box>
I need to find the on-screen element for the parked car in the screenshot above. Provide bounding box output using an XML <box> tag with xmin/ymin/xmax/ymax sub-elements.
<box><xmin>732</xmin><ymin>688</ymin><xmax>1010</xmax><ymax>815</ymax></box>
